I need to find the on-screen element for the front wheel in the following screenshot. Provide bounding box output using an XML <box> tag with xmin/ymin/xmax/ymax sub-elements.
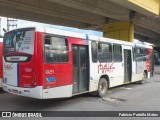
<box><xmin>140</xmin><ymin>72</ymin><xmax>147</xmax><ymax>84</ymax></box>
<box><xmin>97</xmin><ymin>78</ymin><xmax>108</xmax><ymax>98</ymax></box>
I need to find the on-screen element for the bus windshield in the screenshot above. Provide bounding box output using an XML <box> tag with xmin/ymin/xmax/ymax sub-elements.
<box><xmin>3</xmin><ymin>28</ymin><xmax>35</xmax><ymax>63</ymax></box>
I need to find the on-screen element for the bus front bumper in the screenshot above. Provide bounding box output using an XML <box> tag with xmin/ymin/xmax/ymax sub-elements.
<box><xmin>2</xmin><ymin>83</ymin><xmax>43</xmax><ymax>99</ymax></box>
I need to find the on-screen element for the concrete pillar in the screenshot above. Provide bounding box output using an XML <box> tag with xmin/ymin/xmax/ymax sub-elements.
<box><xmin>103</xmin><ymin>21</ymin><xmax>134</xmax><ymax>42</ymax></box>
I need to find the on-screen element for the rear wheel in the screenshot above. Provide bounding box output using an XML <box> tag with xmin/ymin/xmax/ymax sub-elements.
<box><xmin>140</xmin><ymin>72</ymin><xmax>147</xmax><ymax>84</ymax></box>
<box><xmin>97</xmin><ymin>78</ymin><xmax>108</xmax><ymax>98</ymax></box>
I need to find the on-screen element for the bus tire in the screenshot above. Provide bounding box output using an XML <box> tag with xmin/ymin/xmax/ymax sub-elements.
<box><xmin>97</xmin><ymin>78</ymin><xmax>108</xmax><ymax>98</ymax></box>
<box><xmin>140</xmin><ymin>72</ymin><xmax>147</xmax><ymax>84</ymax></box>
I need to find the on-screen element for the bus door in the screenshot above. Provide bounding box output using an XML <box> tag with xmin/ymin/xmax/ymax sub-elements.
<box><xmin>124</xmin><ymin>49</ymin><xmax>132</xmax><ymax>83</ymax></box>
<box><xmin>72</xmin><ymin>45</ymin><xmax>89</xmax><ymax>94</ymax></box>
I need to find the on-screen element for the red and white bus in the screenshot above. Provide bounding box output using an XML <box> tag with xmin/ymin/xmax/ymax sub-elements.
<box><xmin>2</xmin><ymin>27</ymin><xmax>149</xmax><ymax>99</ymax></box>
<box><xmin>0</xmin><ymin>38</ymin><xmax>3</xmax><ymax>87</ymax></box>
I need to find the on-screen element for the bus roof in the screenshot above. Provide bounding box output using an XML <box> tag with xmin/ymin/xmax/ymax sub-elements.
<box><xmin>41</xmin><ymin>27</ymin><xmax>133</xmax><ymax>46</ymax></box>
<box><xmin>134</xmin><ymin>43</ymin><xmax>153</xmax><ymax>49</ymax></box>
<box><xmin>4</xmin><ymin>26</ymin><xmax>139</xmax><ymax>46</ymax></box>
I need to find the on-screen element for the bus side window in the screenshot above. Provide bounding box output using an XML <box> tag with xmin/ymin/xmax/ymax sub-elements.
<box><xmin>91</xmin><ymin>41</ymin><xmax>97</xmax><ymax>63</ymax></box>
<box><xmin>134</xmin><ymin>47</ymin><xmax>143</xmax><ymax>62</ymax></box>
<box><xmin>98</xmin><ymin>42</ymin><xmax>112</xmax><ymax>63</ymax></box>
<box><xmin>113</xmin><ymin>44</ymin><xmax>122</xmax><ymax>62</ymax></box>
<box><xmin>44</xmin><ymin>36</ymin><xmax>69</xmax><ymax>63</ymax></box>
<box><xmin>140</xmin><ymin>48</ymin><xmax>144</xmax><ymax>62</ymax></box>
<box><xmin>143</xmin><ymin>48</ymin><xmax>148</xmax><ymax>61</ymax></box>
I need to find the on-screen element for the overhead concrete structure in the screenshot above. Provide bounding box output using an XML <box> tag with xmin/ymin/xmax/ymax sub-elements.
<box><xmin>103</xmin><ymin>21</ymin><xmax>134</xmax><ymax>42</ymax></box>
<box><xmin>0</xmin><ymin>0</ymin><xmax>159</xmax><ymax>45</ymax></box>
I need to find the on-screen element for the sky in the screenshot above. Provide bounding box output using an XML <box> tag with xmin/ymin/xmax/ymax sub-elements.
<box><xmin>0</xmin><ymin>17</ymin><xmax>102</xmax><ymax>37</ymax></box>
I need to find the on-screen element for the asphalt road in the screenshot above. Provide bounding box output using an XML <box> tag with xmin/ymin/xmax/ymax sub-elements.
<box><xmin>0</xmin><ymin>66</ymin><xmax>160</xmax><ymax>120</ymax></box>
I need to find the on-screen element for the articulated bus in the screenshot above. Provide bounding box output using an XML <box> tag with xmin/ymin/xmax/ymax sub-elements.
<box><xmin>134</xmin><ymin>43</ymin><xmax>154</xmax><ymax>79</ymax></box>
<box><xmin>0</xmin><ymin>38</ymin><xmax>3</xmax><ymax>87</ymax></box>
<box><xmin>2</xmin><ymin>27</ymin><xmax>150</xmax><ymax>99</ymax></box>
